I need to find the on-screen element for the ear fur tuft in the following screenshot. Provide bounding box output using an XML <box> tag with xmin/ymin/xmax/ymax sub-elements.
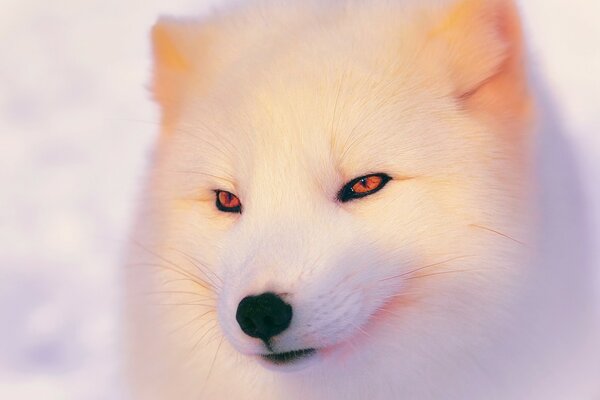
<box><xmin>150</xmin><ymin>18</ymin><xmax>213</xmax><ymax>126</ymax></box>
<box><xmin>431</xmin><ymin>0</ymin><xmax>532</xmax><ymax>122</ymax></box>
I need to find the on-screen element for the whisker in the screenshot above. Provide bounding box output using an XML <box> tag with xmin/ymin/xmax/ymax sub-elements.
<box><xmin>144</xmin><ymin>290</ymin><xmax>216</xmax><ymax>298</ymax></box>
<box><xmin>203</xmin><ymin>336</ymin><xmax>225</xmax><ymax>394</ymax></box>
<box><xmin>191</xmin><ymin>317</ymin><xmax>219</xmax><ymax>343</ymax></box>
<box><xmin>153</xmin><ymin>302</ymin><xmax>215</xmax><ymax>307</ymax></box>
<box><xmin>161</xmin><ymin>277</ymin><xmax>215</xmax><ymax>288</ymax></box>
<box><xmin>180</xmin><ymin>324</ymin><xmax>219</xmax><ymax>373</ymax></box>
<box><xmin>380</xmin><ymin>292</ymin><xmax>412</xmax><ymax>301</ymax></box>
<box><xmin>168</xmin><ymin>309</ymin><xmax>215</xmax><ymax>337</ymax></box>
<box><xmin>372</xmin><ymin>307</ymin><xmax>404</xmax><ymax>320</ymax></box>
<box><xmin>406</xmin><ymin>268</ymin><xmax>480</xmax><ymax>280</ymax></box>
<box><xmin>190</xmin><ymin>323</ymin><xmax>218</xmax><ymax>357</ymax></box>
<box><xmin>130</xmin><ymin>241</ymin><xmax>217</xmax><ymax>290</ymax></box>
<box><xmin>469</xmin><ymin>224</ymin><xmax>527</xmax><ymax>246</ymax></box>
<box><xmin>168</xmin><ymin>247</ymin><xmax>223</xmax><ymax>289</ymax></box>
<box><xmin>129</xmin><ymin>262</ymin><xmax>212</xmax><ymax>291</ymax></box>
<box><xmin>354</xmin><ymin>322</ymin><xmax>371</xmax><ymax>339</ymax></box>
<box><xmin>379</xmin><ymin>255</ymin><xmax>474</xmax><ymax>282</ymax></box>
<box><xmin>132</xmin><ymin>240</ymin><xmax>211</xmax><ymax>278</ymax></box>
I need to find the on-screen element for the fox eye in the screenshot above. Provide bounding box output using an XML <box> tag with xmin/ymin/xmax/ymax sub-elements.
<box><xmin>215</xmin><ymin>190</ymin><xmax>242</xmax><ymax>213</ymax></box>
<box><xmin>337</xmin><ymin>173</ymin><xmax>392</xmax><ymax>202</ymax></box>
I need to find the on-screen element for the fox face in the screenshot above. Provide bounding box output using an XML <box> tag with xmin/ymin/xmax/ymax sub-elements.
<box><xmin>128</xmin><ymin>0</ymin><xmax>536</xmax><ymax>397</ymax></box>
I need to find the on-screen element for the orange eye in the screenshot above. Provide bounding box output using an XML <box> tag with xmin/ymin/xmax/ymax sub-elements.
<box><xmin>215</xmin><ymin>190</ymin><xmax>242</xmax><ymax>213</ymax></box>
<box><xmin>352</xmin><ymin>175</ymin><xmax>383</xmax><ymax>194</ymax></box>
<box><xmin>338</xmin><ymin>173</ymin><xmax>391</xmax><ymax>202</ymax></box>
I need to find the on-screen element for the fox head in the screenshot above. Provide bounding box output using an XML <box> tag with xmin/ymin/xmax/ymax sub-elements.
<box><xmin>130</xmin><ymin>0</ymin><xmax>534</xmax><ymax>395</ymax></box>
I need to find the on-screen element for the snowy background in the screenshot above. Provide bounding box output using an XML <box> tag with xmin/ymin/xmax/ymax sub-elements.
<box><xmin>0</xmin><ymin>0</ymin><xmax>598</xmax><ymax>399</ymax></box>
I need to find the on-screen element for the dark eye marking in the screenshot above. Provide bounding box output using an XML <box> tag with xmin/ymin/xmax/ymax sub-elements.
<box><xmin>337</xmin><ymin>173</ymin><xmax>392</xmax><ymax>203</ymax></box>
<box><xmin>215</xmin><ymin>190</ymin><xmax>242</xmax><ymax>213</ymax></box>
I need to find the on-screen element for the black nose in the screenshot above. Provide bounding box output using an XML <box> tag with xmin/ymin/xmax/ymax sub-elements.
<box><xmin>236</xmin><ymin>292</ymin><xmax>293</xmax><ymax>342</ymax></box>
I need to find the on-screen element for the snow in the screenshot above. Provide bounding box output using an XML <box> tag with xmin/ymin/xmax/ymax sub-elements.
<box><xmin>0</xmin><ymin>0</ymin><xmax>598</xmax><ymax>398</ymax></box>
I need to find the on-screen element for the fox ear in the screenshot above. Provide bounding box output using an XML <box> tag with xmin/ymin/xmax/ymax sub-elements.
<box><xmin>151</xmin><ymin>18</ymin><xmax>213</xmax><ymax>126</ymax></box>
<box><xmin>431</xmin><ymin>0</ymin><xmax>531</xmax><ymax>121</ymax></box>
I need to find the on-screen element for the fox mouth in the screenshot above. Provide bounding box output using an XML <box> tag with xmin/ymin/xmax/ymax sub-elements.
<box><xmin>260</xmin><ymin>348</ymin><xmax>317</xmax><ymax>365</ymax></box>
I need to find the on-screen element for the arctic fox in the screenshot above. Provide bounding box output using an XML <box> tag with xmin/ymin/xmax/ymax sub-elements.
<box><xmin>125</xmin><ymin>0</ymin><xmax>600</xmax><ymax>398</ymax></box>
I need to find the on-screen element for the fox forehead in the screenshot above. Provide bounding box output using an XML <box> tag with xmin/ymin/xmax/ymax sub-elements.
<box><xmin>158</xmin><ymin>0</ymin><xmax>529</xmax><ymax>205</ymax></box>
<box><xmin>176</xmin><ymin>47</ymin><xmax>467</xmax><ymax>178</ymax></box>
<box><xmin>173</xmin><ymin>82</ymin><xmax>475</xmax><ymax>216</ymax></box>
<box><xmin>179</xmin><ymin>14</ymin><xmax>450</xmax><ymax>148</ymax></box>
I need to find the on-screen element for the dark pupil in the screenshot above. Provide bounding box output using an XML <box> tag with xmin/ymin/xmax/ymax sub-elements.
<box><xmin>358</xmin><ymin>179</ymin><xmax>368</xmax><ymax>189</ymax></box>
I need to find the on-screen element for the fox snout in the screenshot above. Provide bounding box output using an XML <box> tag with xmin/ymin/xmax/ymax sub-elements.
<box><xmin>236</xmin><ymin>292</ymin><xmax>293</xmax><ymax>344</ymax></box>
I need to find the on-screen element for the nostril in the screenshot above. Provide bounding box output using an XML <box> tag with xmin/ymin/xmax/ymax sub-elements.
<box><xmin>236</xmin><ymin>292</ymin><xmax>293</xmax><ymax>342</ymax></box>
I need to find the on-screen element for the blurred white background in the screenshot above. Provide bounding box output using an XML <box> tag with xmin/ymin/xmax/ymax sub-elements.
<box><xmin>0</xmin><ymin>0</ymin><xmax>598</xmax><ymax>399</ymax></box>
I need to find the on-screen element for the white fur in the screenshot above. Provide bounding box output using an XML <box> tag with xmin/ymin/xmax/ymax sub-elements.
<box><xmin>125</xmin><ymin>1</ymin><xmax>600</xmax><ymax>398</ymax></box>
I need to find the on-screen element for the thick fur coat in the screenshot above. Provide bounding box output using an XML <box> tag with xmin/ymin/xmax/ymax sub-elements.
<box><xmin>125</xmin><ymin>0</ymin><xmax>600</xmax><ymax>398</ymax></box>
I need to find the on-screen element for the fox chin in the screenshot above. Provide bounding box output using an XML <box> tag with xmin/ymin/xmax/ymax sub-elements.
<box><xmin>124</xmin><ymin>0</ymin><xmax>600</xmax><ymax>399</ymax></box>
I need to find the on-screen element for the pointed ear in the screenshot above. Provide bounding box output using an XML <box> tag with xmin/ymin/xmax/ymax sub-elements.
<box><xmin>151</xmin><ymin>18</ymin><xmax>214</xmax><ymax>126</ymax></box>
<box><xmin>431</xmin><ymin>0</ymin><xmax>532</xmax><ymax>122</ymax></box>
